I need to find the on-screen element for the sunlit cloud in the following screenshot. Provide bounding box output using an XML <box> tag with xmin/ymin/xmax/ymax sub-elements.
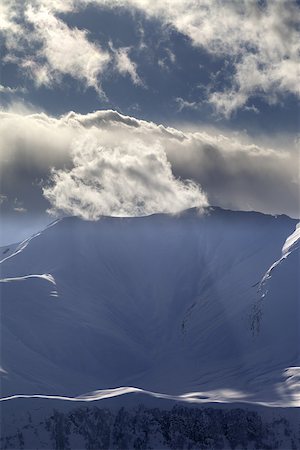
<box><xmin>1</xmin><ymin>1</ymin><xmax>298</xmax><ymax>115</ymax></box>
<box><xmin>0</xmin><ymin>109</ymin><xmax>298</xmax><ymax>219</ymax></box>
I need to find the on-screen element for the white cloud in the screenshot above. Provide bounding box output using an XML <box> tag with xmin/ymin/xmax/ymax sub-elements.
<box><xmin>0</xmin><ymin>194</ymin><xmax>8</xmax><ymax>205</ymax></box>
<box><xmin>0</xmin><ymin>84</ymin><xmax>26</xmax><ymax>94</ymax></box>
<box><xmin>54</xmin><ymin>0</ymin><xmax>300</xmax><ymax>115</ymax></box>
<box><xmin>175</xmin><ymin>97</ymin><xmax>199</xmax><ymax>112</ymax></box>
<box><xmin>1</xmin><ymin>1</ymin><xmax>298</xmax><ymax>113</ymax></box>
<box><xmin>13</xmin><ymin>207</ymin><xmax>27</xmax><ymax>213</ymax></box>
<box><xmin>112</xmin><ymin>46</ymin><xmax>143</xmax><ymax>86</ymax></box>
<box><xmin>0</xmin><ymin>109</ymin><xmax>298</xmax><ymax>219</ymax></box>
<box><xmin>44</xmin><ymin>135</ymin><xmax>207</xmax><ymax>219</ymax></box>
<box><xmin>0</xmin><ymin>1</ymin><xmax>19</xmax><ymax>36</ymax></box>
<box><xmin>1</xmin><ymin>1</ymin><xmax>145</xmax><ymax>94</ymax></box>
<box><xmin>24</xmin><ymin>5</ymin><xmax>110</xmax><ymax>93</ymax></box>
<box><xmin>1</xmin><ymin>1</ymin><xmax>110</xmax><ymax>94</ymax></box>
<box><xmin>124</xmin><ymin>0</ymin><xmax>299</xmax><ymax>116</ymax></box>
<box><xmin>13</xmin><ymin>198</ymin><xmax>28</xmax><ymax>213</ymax></box>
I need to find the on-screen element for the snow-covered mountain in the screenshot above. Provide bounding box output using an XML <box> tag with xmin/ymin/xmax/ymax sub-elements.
<box><xmin>1</xmin><ymin>207</ymin><xmax>299</xmax><ymax>409</ymax></box>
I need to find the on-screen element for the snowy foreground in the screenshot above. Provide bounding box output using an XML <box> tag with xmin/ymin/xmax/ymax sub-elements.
<box><xmin>0</xmin><ymin>207</ymin><xmax>299</xmax><ymax>448</ymax></box>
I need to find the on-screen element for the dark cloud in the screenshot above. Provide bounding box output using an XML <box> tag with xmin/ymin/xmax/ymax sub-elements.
<box><xmin>0</xmin><ymin>110</ymin><xmax>298</xmax><ymax>223</ymax></box>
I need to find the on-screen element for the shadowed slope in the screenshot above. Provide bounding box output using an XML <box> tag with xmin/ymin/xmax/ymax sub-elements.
<box><xmin>0</xmin><ymin>208</ymin><xmax>299</xmax><ymax>406</ymax></box>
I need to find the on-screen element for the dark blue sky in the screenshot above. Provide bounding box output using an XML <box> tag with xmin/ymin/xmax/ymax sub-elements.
<box><xmin>1</xmin><ymin>3</ymin><xmax>299</xmax><ymax>138</ymax></box>
<box><xmin>0</xmin><ymin>1</ymin><xmax>299</xmax><ymax>244</ymax></box>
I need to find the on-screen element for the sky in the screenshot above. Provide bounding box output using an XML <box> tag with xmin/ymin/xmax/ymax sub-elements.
<box><xmin>0</xmin><ymin>0</ymin><xmax>299</xmax><ymax>244</ymax></box>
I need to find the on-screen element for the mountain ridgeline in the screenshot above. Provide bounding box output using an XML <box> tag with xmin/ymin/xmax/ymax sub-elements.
<box><xmin>0</xmin><ymin>207</ymin><xmax>299</xmax><ymax>448</ymax></box>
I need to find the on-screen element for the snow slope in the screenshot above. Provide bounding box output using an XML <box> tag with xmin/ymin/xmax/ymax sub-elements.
<box><xmin>0</xmin><ymin>207</ymin><xmax>299</xmax><ymax>407</ymax></box>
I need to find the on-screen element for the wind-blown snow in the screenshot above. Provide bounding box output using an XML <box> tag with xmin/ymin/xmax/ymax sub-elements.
<box><xmin>0</xmin><ymin>274</ymin><xmax>56</xmax><ymax>285</ymax></box>
<box><xmin>0</xmin><ymin>219</ymin><xmax>61</xmax><ymax>264</ymax></box>
<box><xmin>1</xmin><ymin>371</ymin><xmax>299</xmax><ymax>407</ymax></box>
<box><xmin>0</xmin><ymin>236</ymin><xmax>39</xmax><ymax>265</ymax></box>
<box><xmin>259</xmin><ymin>221</ymin><xmax>300</xmax><ymax>288</ymax></box>
<box><xmin>282</xmin><ymin>223</ymin><xmax>300</xmax><ymax>255</ymax></box>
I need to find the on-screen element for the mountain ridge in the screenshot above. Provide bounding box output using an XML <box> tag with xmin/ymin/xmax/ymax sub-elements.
<box><xmin>0</xmin><ymin>207</ymin><xmax>299</xmax><ymax>408</ymax></box>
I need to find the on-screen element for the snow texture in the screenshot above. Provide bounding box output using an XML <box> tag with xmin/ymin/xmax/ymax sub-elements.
<box><xmin>0</xmin><ymin>208</ymin><xmax>299</xmax><ymax>409</ymax></box>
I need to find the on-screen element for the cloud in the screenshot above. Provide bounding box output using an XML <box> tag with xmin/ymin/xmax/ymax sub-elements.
<box><xmin>0</xmin><ymin>108</ymin><xmax>299</xmax><ymax>219</ymax></box>
<box><xmin>122</xmin><ymin>0</ymin><xmax>300</xmax><ymax>116</ymax></box>
<box><xmin>0</xmin><ymin>84</ymin><xmax>26</xmax><ymax>94</ymax></box>
<box><xmin>23</xmin><ymin>4</ymin><xmax>110</xmax><ymax>93</ymax></box>
<box><xmin>112</xmin><ymin>45</ymin><xmax>143</xmax><ymax>86</ymax></box>
<box><xmin>0</xmin><ymin>109</ymin><xmax>74</xmax><ymax>213</ymax></box>
<box><xmin>1</xmin><ymin>1</ymin><xmax>139</xmax><ymax>94</ymax></box>
<box><xmin>0</xmin><ymin>194</ymin><xmax>8</xmax><ymax>205</ymax></box>
<box><xmin>175</xmin><ymin>98</ymin><xmax>199</xmax><ymax>112</ymax></box>
<box><xmin>2</xmin><ymin>1</ymin><xmax>298</xmax><ymax>114</ymax></box>
<box><xmin>44</xmin><ymin>136</ymin><xmax>207</xmax><ymax>219</ymax></box>
<box><xmin>13</xmin><ymin>207</ymin><xmax>27</xmax><ymax>213</ymax></box>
